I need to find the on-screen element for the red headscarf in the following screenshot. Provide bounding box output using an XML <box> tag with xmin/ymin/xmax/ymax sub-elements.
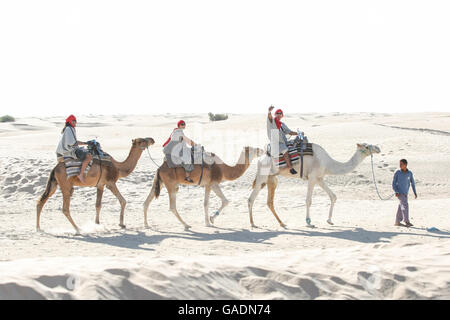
<box><xmin>163</xmin><ymin>120</ymin><xmax>186</xmax><ymax>147</ymax></box>
<box><xmin>66</xmin><ymin>114</ymin><xmax>77</xmax><ymax>127</ymax></box>
<box><xmin>274</xmin><ymin>109</ymin><xmax>283</xmax><ymax>130</ymax></box>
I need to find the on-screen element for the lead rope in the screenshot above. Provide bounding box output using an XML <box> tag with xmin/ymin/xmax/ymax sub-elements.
<box><xmin>370</xmin><ymin>151</ymin><xmax>395</xmax><ymax>200</ymax></box>
<box><xmin>146</xmin><ymin>147</ymin><xmax>162</xmax><ymax>169</ymax></box>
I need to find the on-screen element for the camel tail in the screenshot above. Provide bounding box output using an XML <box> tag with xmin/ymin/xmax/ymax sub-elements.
<box><xmin>39</xmin><ymin>168</ymin><xmax>57</xmax><ymax>203</ymax></box>
<box><xmin>154</xmin><ymin>169</ymin><xmax>161</xmax><ymax>199</ymax></box>
<box><xmin>252</xmin><ymin>178</ymin><xmax>266</xmax><ymax>189</ymax></box>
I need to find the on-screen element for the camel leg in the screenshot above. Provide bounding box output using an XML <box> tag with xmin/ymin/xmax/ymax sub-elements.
<box><xmin>248</xmin><ymin>175</ymin><xmax>267</xmax><ymax>228</ymax></box>
<box><xmin>95</xmin><ymin>185</ymin><xmax>105</xmax><ymax>225</ymax></box>
<box><xmin>107</xmin><ymin>183</ymin><xmax>127</xmax><ymax>229</ymax></box>
<box><xmin>317</xmin><ymin>179</ymin><xmax>337</xmax><ymax>225</ymax></box>
<box><xmin>143</xmin><ymin>184</ymin><xmax>158</xmax><ymax>228</ymax></box>
<box><xmin>209</xmin><ymin>184</ymin><xmax>229</xmax><ymax>224</ymax></box>
<box><xmin>36</xmin><ymin>179</ymin><xmax>58</xmax><ymax>232</ymax></box>
<box><xmin>204</xmin><ymin>186</ymin><xmax>212</xmax><ymax>227</ymax></box>
<box><xmin>62</xmin><ymin>192</ymin><xmax>81</xmax><ymax>234</ymax></box>
<box><xmin>168</xmin><ymin>189</ymin><xmax>191</xmax><ymax>230</ymax></box>
<box><xmin>266</xmin><ymin>175</ymin><xmax>286</xmax><ymax>228</ymax></box>
<box><xmin>305</xmin><ymin>179</ymin><xmax>316</xmax><ymax>227</ymax></box>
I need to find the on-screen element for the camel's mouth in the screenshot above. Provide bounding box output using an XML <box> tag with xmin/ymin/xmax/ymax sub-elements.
<box><xmin>370</xmin><ymin>145</ymin><xmax>381</xmax><ymax>154</ymax></box>
<box><xmin>256</xmin><ymin>148</ymin><xmax>265</xmax><ymax>157</ymax></box>
<box><xmin>145</xmin><ymin>137</ymin><xmax>155</xmax><ymax>146</ymax></box>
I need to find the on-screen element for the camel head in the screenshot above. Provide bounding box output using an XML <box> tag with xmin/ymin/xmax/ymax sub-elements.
<box><xmin>244</xmin><ymin>146</ymin><xmax>265</xmax><ymax>163</ymax></box>
<box><xmin>132</xmin><ymin>137</ymin><xmax>155</xmax><ymax>150</ymax></box>
<box><xmin>357</xmin><ymin>143</ymin><xmax>381</xmax><ymax>157</ymax></box>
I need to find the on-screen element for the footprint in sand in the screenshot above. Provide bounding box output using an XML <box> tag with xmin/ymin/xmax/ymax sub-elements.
<box><xmin>4</xmin><ymin>185</ymin><xmax>17</xmax><ymax>193</ymax></box>
<box><xmin>5</xmin><ymin>174</ymin><xmax>21</xmax><ymax>183</ymax></box>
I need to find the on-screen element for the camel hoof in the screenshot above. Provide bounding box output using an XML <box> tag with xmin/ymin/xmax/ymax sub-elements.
<box><xmin>184</xmin><ymin>225</ymin><xmax>192</xmax><ymax>231</ymax></box>
<box><xmin>210</xmin><ymin>211</ymin><xmax>219</xmax><ymax>224</ymax></box>
<box><xmin>280</xmin><ymin>223</ymin><xmax>287</xmax><ymax>229</ymax></box>
<box><xmin>251</xmin><ymin>224</ymin><xmax>258</xmax><ymax>229</ymax></box>
<box><xmin>306</xmin><ymin>218</ymin><xmax>315</xmax><ymax>228</ymax></box>
<box><xmin>119</xmin><ymin>224</ymin><xmax>126</xmax><ymax>229</ymax></box>
<box><xmin>327</xmin><ymin>219</ymin><xmax>334</xmax><ymax>225</ymax></box>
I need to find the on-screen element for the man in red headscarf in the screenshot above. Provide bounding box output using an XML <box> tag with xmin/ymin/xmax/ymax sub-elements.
<box><xmin>163</xmin><ymin>120</ymin><xmax>196</xmax><ymax>183</ymax></box>
<box><xmin>56</xmin><ymin>115</ymin><xmax>93</xmax><ymax>183</ymax></box>
<box><xmin>267</xmin><ymin>106</ymin><xmax>300</xmax><ymax>174</ymax></box>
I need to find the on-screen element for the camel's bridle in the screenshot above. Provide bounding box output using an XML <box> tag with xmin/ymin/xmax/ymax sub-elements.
<box><xmin>139</xmin><ymin>138</ymin><xmax>153</xmax><ymax>150</ymax></box>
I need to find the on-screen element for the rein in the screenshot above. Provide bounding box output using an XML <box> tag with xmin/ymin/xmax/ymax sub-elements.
<box><xmin>369</xmin><ymin>150</ymin><xmax>395</xmax><ymax>201</ymax></box>
<box><xmin>197</xmin><ymin>146</ymin><xmax>204</xmax><ymax>186</ymax></box>
<box><xmin>146</xmin><ymin>147</ymin><xmax>162</xmax><ymax>169</ymax></box>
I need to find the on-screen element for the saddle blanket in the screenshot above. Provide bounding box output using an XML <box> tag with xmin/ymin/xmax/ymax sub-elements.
<box><xmin>61</xmin><ymin>154</ymin><xmax>113</xmax><ymax>178</ymax></box>
<box><xmin>276</xmin><ymin>143</ymin><xmax>313</xmax><ymax>167</ymax></box>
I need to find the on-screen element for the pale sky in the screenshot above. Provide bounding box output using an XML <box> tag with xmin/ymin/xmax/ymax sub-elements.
<box><xmin>0</xmin><ymin>0</ymin><xmax>449</xmax><ymax>117</ymax></box>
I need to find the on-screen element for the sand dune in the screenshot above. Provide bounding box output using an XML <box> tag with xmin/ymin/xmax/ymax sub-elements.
<box><xmin>1</xmin><ymin>242</ymin><xmax>448</xmax><ymax>300</ymax></box>
<box><xmin>0</xmin><ymin>113</ymin><xmax>449</xmax><ymax>299</ymax></box>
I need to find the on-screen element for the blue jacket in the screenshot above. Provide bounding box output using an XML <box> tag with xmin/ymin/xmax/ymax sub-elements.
<box><xmin>392</xmin><ymin>169</ymin><xmax>417</xmax><ymax>196</ymax></box>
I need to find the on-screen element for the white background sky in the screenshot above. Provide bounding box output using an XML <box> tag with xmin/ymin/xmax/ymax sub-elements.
<box><xmin>0</xmin><ymin>0</ymin><xmax>449</xmax><ymax>117</ymax></box>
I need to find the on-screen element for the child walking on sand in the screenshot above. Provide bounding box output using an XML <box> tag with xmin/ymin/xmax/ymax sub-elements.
<box><xmin>392</xmin><ymin>159</ymin><xmax>417</xmax><ymax>227</ymax></box>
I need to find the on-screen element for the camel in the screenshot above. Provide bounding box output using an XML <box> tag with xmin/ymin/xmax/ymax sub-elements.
<box><xmin>248</xmin><ymin>142</ymin><xmax>381</xmax><ymax>228</ymax></box>
<box><xmin>143</xmin><ymin>146</ymin><xmax>264</xmax><ymax>230</ymax></box>
<box><xmin>36</xmin><ymin>137</ymin><xmax>155</xmax><ymax>233</ymax></box>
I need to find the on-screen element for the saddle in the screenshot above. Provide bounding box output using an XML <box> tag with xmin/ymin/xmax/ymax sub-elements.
<box><xmin>87</xmin><ymin>140</ymin><xmax>113</xmax><ymax>166</ymax></box>
<box><xmin>273</xmin><ymin>142</ymin><xmax>313</xmax><ymax>167</ymax></box>
<box><xmin>57</xmin><ymin>140</ymin><xmax>113</xmax><ymax>178</ymax></box>
<box><xmin>269</xmin><ymin>136</ymin><xmax>313</xmax><ymax>178</ymax></box>
<box><xmin>164</xmin><ymin>144</ymin><xmax>215</xmax><ymax>185</ymax></box>
<box><xmin>164</xmin><ymin>144</ymin><xmax>215</xmax><ymax>169</ymax></box>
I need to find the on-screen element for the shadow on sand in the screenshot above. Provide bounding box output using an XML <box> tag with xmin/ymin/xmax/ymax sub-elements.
<box><xmin>53</xmin><ymin>225</ymin><xmax>450</xmax><ymax>251</ymax></box>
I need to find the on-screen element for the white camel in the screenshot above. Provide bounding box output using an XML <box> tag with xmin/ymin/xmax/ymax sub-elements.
<box><xmin>248</xmin><ymin>142</ymin><xmax>381</xmax><ymax>228</ymax></box>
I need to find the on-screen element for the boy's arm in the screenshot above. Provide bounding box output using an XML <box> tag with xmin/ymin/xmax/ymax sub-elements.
<box><xmin>392</xmin><ymin>171</ymin><xmax>399</xmax><ymax>194</ymax></box>
<box><xmin>410</xmin><ymin>172</ymin><xmax>417</xmax><ymax>197</ymax></box>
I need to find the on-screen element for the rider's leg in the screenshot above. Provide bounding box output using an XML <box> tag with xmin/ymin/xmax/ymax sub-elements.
<box><xmin>184</xmin><ymin>164</ymin><xmax>194</xmax><ymax>183</ymax></box>
<box><xmin>283</xmin><ymin>152</ymin><xmax>297</xmax><ymax>175</ymax></box>
<box><xmin>78</xmin><ymin>153</ymin><xmax>92</xmax><ymax>183</ymax></box>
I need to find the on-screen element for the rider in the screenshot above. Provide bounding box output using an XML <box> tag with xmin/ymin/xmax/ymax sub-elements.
<box><xmin>267</xmin><ymin>106</ymin><xmax>300</xmax><ymax>175</ymax></box>
<box><xmin>163</xmin><ymin>120</ymin><xmax>196</xmax><ymax>183</ymax></box>
<box><xmin>56</xmin><ymin>115</ymin><xmax>93</xmax><ymax>184</ymax></box>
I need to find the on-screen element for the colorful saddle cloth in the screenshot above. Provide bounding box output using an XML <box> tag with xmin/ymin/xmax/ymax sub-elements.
<box><xmin>275</xmin><ymin>142</ymin><xmax>313</xmax><ymax>167</ymax></box>
<box><xmin>60</xmin><ymin>153</ymin><xmax>113</xmax><ymax>178</ymax></box>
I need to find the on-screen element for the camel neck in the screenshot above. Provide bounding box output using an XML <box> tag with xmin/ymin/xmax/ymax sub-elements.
<box><xmin>327</xmin><ymin>150</ymin><xmax>365</xmax><ymax>175</ymax></box>
<box><xmin>112</xmin><ymin>146</ymin><xmax>143</xmax><ymax>178</ymax></box>
<box><xmin>221</xmin><ymin>150</ymin><xmax>250</xmax><ymax>181</ymax></box>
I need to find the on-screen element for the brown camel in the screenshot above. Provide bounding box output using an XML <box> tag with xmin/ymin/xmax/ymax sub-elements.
<box><xmin>37</xmin><ymin>137</ymin><xmax>154</xmax><ymax>233</ymax></box>
<box><xmin>143</xmin><ymin>146</ymin><xmax>264</xmax><ymax>230</ymax></box>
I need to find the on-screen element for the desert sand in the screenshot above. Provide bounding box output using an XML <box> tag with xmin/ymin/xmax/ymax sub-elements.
<box><xmin>0</xmin><ymin>112</ymin><xmax>449</xmax><ymax>299</ymax></box>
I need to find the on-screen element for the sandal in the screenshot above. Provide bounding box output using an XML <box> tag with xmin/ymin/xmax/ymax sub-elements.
<box><xmin>394</xmin><ymin>222</ymin><xmax>406</xmax><ymax>227</ymax></box>
<box><xmin>184</xmin><ymin>177</ymin><xmax>194</xmax><ymax>183</ymax></box>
